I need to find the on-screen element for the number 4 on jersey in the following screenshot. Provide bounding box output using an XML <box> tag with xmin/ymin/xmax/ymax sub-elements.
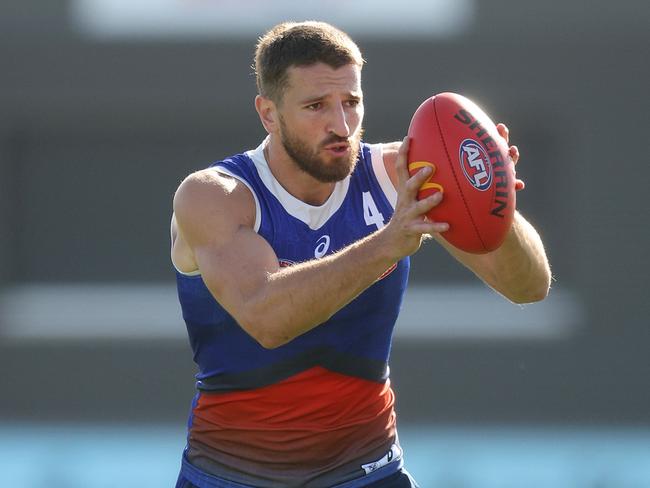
<box><xmin>362</xmin><ymin>191</ymin><xmax>385</xmax><ymax>230</ymax></box>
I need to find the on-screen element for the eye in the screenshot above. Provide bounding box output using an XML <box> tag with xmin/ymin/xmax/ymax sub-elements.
<box><xmin>305</xmin><ymin>102</ymin><xmax>322</xmax><ymax>111</ymax></box>
<box><xmin>346</xmin><ymin>98</ymin><xmax>361</xmax><ymax>108</ymax></box>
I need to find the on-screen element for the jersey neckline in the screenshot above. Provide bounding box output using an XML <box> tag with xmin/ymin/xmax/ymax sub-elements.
<box><xmin>245</xmin><ymin>137</ymin><xmax>352</xmax><ymax>231</ymax></box>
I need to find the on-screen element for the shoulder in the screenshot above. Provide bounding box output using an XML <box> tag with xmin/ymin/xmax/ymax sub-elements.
<box><xmin>370</xmin><ymin>141</ymin><xmax>401</xmax><ymax>187</ymax></box>
<box><xmin>173</xmin><ymin>168</ymin><xmax>256</xmax><ymax>234</ymax></box>
<box><xmin>379</xmin><ymin>141</ymin><xmax>401</xmax><ymax>165</ymax></box>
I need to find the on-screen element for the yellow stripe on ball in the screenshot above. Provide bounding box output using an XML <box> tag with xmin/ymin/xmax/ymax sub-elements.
<box><xmin>408</xmin><ymin>161</ymin><xmax>444</xmax><ymax>193</ymax></box>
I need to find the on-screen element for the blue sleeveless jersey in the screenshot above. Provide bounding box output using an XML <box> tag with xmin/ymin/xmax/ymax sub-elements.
<box><xmin>175</xmin><ymin>140</ymin><xmax>410</xmax><ymax>488</ymax></box>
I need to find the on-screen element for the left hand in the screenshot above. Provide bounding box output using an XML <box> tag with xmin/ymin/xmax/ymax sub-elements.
<box><xmin>496</xmin><ymin>123</ymin><xmax>525</xmax><ymax>191</ymax></box>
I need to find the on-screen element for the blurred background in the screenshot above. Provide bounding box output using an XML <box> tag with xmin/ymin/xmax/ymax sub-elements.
<box><xmin>1</xmin><ymin>0</ymin><xmax>649</xmax><ymax>486</ymax></box>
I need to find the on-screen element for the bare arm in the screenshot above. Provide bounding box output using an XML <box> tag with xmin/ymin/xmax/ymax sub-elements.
<box><xmin>431</xmin><ymin>211</ymin><xmax>551</xmax><ymax>303</ymax></box>
<box><xmin>173</xmin><ymin>141</ymin><xmax>445</xmax><ymax>348</ymax></box>
<box><xmin>381</xmin><ymin>125</ymin><xmax>551</xmax><ymax>304</ymax></box>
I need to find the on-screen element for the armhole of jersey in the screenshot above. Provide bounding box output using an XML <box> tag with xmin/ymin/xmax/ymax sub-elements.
<box><xmin>170</xmin><ymin>218</ymin><xmax>201</xmax><ymax>277</ymax></box>
<box><xmin>368</xmin><ymin>143</ymin><xmax>398</xmax><ymax>209</ymax></box>
<box><xmin>213</xmin><ymin>166</ymin><xmax>262</xmax><ymax>232</ymax></box>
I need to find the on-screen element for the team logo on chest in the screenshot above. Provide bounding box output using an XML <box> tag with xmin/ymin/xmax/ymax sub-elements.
<box><xmin>314</xmin><ymin>235</ymin><xmax>331</xmax><ymax>258</ymax></box>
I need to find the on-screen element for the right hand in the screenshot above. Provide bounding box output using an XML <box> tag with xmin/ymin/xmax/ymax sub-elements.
<box><xmin>381</xmin><ymin>136</ymin><xmax>449</xmax><ymax>259</ymax></box>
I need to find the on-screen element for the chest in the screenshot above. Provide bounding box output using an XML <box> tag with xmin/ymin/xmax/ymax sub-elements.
<box><xmin>260</xmin><ymin>182</ymin><xmax>391</xmax><ymax>264</ymax></box>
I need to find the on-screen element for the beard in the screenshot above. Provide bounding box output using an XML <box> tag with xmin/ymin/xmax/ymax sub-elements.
<box><xmin>279</xmin><ymin>116</ymin><xmax>363</xmax><ymax>183</ymax></box>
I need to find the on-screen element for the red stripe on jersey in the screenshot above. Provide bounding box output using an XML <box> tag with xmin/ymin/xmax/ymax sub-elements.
<box><xmin>188</xmin><ymin>366</ymin><xmax>396</xmax><ymax>476</ymax></box>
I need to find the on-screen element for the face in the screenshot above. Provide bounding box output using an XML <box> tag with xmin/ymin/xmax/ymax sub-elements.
<box><xmin>275</xmin><ymin>63</ymin><xmax>364</xmax><ymax>183</ymax></box>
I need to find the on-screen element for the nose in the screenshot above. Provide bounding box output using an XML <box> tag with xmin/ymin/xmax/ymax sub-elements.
<box><xmin>327</xmin><ymin>103</ymin><xmax>351</xmax><ymax>138</ymax></box>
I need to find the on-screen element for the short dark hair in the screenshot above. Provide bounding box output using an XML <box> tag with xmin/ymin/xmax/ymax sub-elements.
<box><xmin>254</xmin><ymin>21</ymin><xmax>364</xmax><ymax>103</ymax></box>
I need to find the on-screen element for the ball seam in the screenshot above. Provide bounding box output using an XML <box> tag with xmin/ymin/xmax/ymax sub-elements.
<box><xmin>433</xmin><ymin>97</ymin><xmax>486</xmax><ymax>252</ymax></box>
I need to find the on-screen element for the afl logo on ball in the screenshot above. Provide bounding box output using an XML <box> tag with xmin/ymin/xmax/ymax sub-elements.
<box><xmin>459</xmin><ymin>139</ymin><xmax>492</xmax><ymax>191</ymax></box>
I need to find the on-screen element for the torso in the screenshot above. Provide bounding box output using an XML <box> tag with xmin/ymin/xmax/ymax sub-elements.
<box><xmin>172</xmin><ymin>140</ymin><xmax>406</xmax><ymax>487</ymax></box>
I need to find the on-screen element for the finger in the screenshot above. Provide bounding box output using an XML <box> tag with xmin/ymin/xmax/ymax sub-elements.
<box><xmin>414</xmin><ymin>191</ymin><xmax>442</xmax><ymax>215</ymax></box>
<box><xmin>394</xmin><ymin>136</ymin><xmax>411</xmax><ymax>188</ymax></box>
<box><xmin>429</xmin><ymin>221</ymin><xmax>449</xmax><ymax>233</ymax></box>
<box><xmin>509</xmin><ymin>145</ymin><xmax>519</xmax><ymax>165</ymax></box>
<box><xmin>496</xmin><ymin>123</ymin><xmax>509</xmax><ymax>143</ymax></box>
<box><xmin>410</xmin><ymin>220</ymin><xmax>449</xmax><ymax>235</ymax></box>
<box><xmin>405</xmin><ymin>165</ymin><xmax>433</xmax><ymax>196</ymax></box>
<box><xmin>515</xmin><ymin>179</ymin><xmax>525</xmax><ymax>191</ymax></box>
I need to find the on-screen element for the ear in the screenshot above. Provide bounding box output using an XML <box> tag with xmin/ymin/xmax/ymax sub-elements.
<box><xmin>255</xmin><ymin>95</ymin><xmax>279</xmax><ymax>134</ymax></box>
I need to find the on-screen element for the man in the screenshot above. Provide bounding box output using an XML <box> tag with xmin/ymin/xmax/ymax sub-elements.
<box><xmin>171</xmin><ymin>21</ymin><xmax>550</xmax><ymax>488</ymax></box>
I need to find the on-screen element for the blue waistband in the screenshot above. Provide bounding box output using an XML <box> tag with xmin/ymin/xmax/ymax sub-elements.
<box><xmin>180</xmin><ymin>451</ymin><xmax>403</xmax><ymax>488</ymax></box>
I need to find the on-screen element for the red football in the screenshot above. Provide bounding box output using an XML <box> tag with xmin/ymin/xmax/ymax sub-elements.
<box><xmin>407</xmin><ymin>92</ymin><xmax>516</xmax><ymax>253</ymax></box>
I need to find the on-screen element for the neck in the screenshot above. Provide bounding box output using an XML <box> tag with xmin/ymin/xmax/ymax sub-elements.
<box><xmin>264</xmin><ymin>136</ymin><xmax>336</xmax><ymax>206</ymax></box>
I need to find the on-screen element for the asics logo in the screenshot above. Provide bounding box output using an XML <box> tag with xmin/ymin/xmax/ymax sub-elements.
<box><xmin>314</xmin><ymin>235</ymin><xmax>330</xmax><ymax>258</ymax></box>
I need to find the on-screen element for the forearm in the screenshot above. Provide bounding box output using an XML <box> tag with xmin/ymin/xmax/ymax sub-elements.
<box><xmin>483</xmin><ymin>211</ymin><xmax>551</xmax><ymax>303</ymax></box>
<box><xmin>241</xmin><ymin>228</ymin><xmax>397</xmax><ymax>348</ymax></box>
